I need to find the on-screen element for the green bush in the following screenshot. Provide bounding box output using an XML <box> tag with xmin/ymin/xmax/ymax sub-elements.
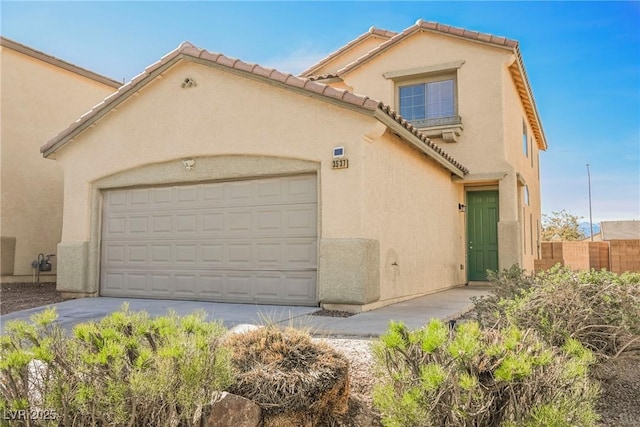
<box><xmin>372</xmin><ymin>319</ymin><xmax>599</xmax><ymax>427</ymax></box>
<box><xmin>0</xmin><ymin>305</ymin><xmax>232</xmax><ymax>426</ymax></box>
<box><xmin>476</xmin><ymin>266</ymin><xmax>640</xmax><ymax>358</ymax></box>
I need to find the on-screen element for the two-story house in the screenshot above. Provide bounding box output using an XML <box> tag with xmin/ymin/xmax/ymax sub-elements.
<box><xmin>39</xmin><ymin>20</ymin><xmax>546</xmax><ymax>312</ymax></box>
<box><xmin>0</xmin><ymin>37</ymin><xmax>121</xmax><ymax>283</ymax></box>
<box><xmin>300</xmin><ymin>20</ymin><xmax>546</xmax><ymax>280</ymax></box>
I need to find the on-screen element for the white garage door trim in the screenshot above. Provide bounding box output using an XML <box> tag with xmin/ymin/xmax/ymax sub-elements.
<box><xmin>100</xmin><ymin>174</ymin><xmax>318</xmax><ymax>305</ymax></box>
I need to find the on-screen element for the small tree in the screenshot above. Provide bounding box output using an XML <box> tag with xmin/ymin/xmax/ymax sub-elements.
<box><xmin>541</xmin><ymin>209</ymin><xmax>586</xmax><ymax>241</ymax></box>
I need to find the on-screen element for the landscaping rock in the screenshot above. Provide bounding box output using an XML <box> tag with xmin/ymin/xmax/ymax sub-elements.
<box><xmin>201</xmin><ymin>392</ymin><xmax>262</xmax><ymax>427</ymax></box>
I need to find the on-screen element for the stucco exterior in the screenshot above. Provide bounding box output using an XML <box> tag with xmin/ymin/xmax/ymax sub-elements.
<box><xmin>304</xmin><ymin>21</ymin><xmax>547</xmax><ymax>275</ymax></box>
<box><xmin>40</xmin><ymin>19</ymin><xmax>547</xmax><ymax>311</ymax></box>
<box><xmin>42</xmin><ymin>45</ymin><xmax>469</xmax><ymax>311</ymax></box>
<box><xmin>0</xmin><ymin>37</ymin><xmax>120</xmax><ymax>283</ymax></box>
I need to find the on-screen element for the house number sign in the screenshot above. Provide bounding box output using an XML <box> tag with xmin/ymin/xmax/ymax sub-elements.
<box><xmin>331</xmin><ymin>158</ymin><xmax>349</xmax><ymax>169</ymax></box>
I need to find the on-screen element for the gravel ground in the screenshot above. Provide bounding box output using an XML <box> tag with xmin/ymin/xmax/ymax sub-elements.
<box><xmin>0</xmin><ymin>282</ymin><xmax>73</xmax><ymax>315</ymax></box>
<box><xmin>2</xmin><ymin>284</ymin><xmax>638</xmax><ymax>426</ymax></box>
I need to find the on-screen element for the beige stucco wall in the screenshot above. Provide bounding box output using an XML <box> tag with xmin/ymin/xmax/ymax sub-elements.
<box><xmin>361</xmin><ymin>128</ymin><xmax>466</xmax><ymax>301</ymax></box>
<box><xmin>51</xmin><ymin>59</ymin><xmax>464</xmax><ymax>307</ymax></box>
<box><xmin>0</xmin><ymin>45</ymin><xmax>117</xmax><ymax>281</ymax></box>
<box><xmin>331</xmin><ymin>31</ymin><xmax>544</xmax><ymax>274</ymax></box>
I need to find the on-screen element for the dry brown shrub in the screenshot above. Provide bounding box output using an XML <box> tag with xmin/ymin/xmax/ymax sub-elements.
<box><xmin>226</xmin><ymin>325</ymin><xmax>350</xmax><ymax>425</ymax></box>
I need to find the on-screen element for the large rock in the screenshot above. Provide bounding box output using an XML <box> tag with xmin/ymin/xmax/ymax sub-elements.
<box><xmin>200</xmin><ymin>392</ymin><xmax>262</xmax><ymax>427</ymax></box>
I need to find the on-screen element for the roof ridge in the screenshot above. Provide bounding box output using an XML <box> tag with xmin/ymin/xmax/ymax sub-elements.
<box><xmin>336</xmin><ymin>19</ymin><xmax>519</xmax><ymax>76</ymax></box>
<box><xmin>0</xmin><ymin>36</ymin><xmax>122</xmax><ymax>88</ymax></box>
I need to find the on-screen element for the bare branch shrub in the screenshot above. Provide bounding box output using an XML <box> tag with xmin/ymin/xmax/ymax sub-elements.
<box><xmin>225</xmin><ymin>325</ymin><xmax>349</xmax><ymax>426</ymax></box>
<box><xmin>475</xmin><ymin>266</ymin><xmax>640</xmax><ymax>359</ymax></box>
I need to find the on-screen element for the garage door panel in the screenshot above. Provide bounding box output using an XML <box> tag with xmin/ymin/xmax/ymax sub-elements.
<box><xmin>101</xmin><ymin>175</ymin><xmax>317</xmax><ymax>305</ymax></box>
<box><xmin>150</xmin><ymin>274</ymin><xmax>171</xmax><ymax>294</ymax></box>
<box><xmin>202</xmin><ymin>244</ymin><xmax>224</xmax><ymax>264</ymax></box>
<box><xmin>128</xmin><ymin>273</ymin><xmax>147</xmax><ymax>292</ymax></box>
<box><xmin>174</xmin><ymin>275</ymin><xmax>197</xmax><ymax>296</ymax></box>
<box><xmin>176</xmin><ymin>245</ymin><xmax>197</xmax><ymax>264</ymax></box>
<box><xmin>103</xmin><ymin>272</ymin><xmax>125</xmax><ymax>292</ymax></box>
<box><xmin>151</xmin><ymin>245</ymin><xmax>171</xmax><ymax>263</ymax></box>
<box><xmin>200</xmin><ymin>274</ymin><xmax>224</xmax><ymax>297</ymax></box>
<box><xmin>128</xmin><ymin>245</ymin><xmax>148</xmax><ymax>263</ymax></box>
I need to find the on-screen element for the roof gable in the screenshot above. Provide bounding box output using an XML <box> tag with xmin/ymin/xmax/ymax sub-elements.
<box><xmin>41</xmin><ymin>41</ymin><xmax>467</xmax><ymax>177</ymax></box>
<box><xmin>305</xmin><ymin>19</ymin><xmax>547</xmax><ymax>150</ymax></box>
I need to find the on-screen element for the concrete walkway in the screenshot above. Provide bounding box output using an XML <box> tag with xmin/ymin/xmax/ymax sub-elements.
<box><xmin>0</xmin><ymin>284</ymin><xmax>491</xmax><ymax>338</ymax></box>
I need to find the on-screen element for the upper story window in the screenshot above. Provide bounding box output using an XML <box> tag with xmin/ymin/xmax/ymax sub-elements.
<box><xmin>384</xmin><ymin>60</ymin><xmax>465</xmax><ymax>142</ymax></box>
<box><xmin>522</xmin><ymin>119</ymin><xmax>528</xmax><ymax>157</ymax></box>
<box><xmin>399</xmin><ymin>78</ymin><xmax>455</xmax><ymax>123</ymax></box>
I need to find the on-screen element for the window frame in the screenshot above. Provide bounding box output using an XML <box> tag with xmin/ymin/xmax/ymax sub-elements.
<box><xmin>396</xmin><ymin>72</ymin><xmax>460</xmax><ymax>128</ymax></box>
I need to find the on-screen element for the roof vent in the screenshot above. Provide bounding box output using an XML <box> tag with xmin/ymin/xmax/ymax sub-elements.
<box><xmin>181</xmin><ymin>77</ymin><xmax>197</xmax><ymax>88</ymax></box>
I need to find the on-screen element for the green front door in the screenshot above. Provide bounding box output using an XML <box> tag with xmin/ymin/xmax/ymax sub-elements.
<box><xmin>467</xmin><ymin>190</ymin><xmax>499</xmax><ymax>281</ymax></box>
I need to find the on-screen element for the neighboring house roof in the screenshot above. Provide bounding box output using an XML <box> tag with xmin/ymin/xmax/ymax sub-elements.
<box><xmin>601</xmin><ymin>221</ymin><xmax>640</xmax><ymax>240</ymax></box>
<box><xmin>304</xmin><ymin>19</ymin><xmax>547</xmax><ymax>151</ymax></box>
<box><xmin>1</xmin><ymin>36</ymin><xmax>122</xmax><ymax>89</ymax></box>
<box><xmin>299</xmin><ymin>27</ymin><xmax>397</xmax><ymax>77</ymax></box>
<box><xmin>40</xmin><ymin>41</ymin><xmax>468</xmax><ymax>177</ymax></box>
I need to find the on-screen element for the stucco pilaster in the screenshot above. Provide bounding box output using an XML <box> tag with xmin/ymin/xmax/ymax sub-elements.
<box><xmin>498</xmin><ymin>172</ymin><xmax>522</xmax><ymax>268</ymax></box>
<box><xmin>318</xmin><ymin>238</ymin><xmax>380</xmax><ymax>305</ymax></box>
<box><xmin>56</xmin><ymin>241</ymin><xmax>94</xmax><ymax>294</ymax></box>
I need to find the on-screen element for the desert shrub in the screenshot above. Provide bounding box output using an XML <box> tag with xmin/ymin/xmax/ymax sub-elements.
<box><xmin>476</xmin><ymin>266</ymin><xmax>640</xmax><ymax>358</ymax></box>
<box><xmin>372</xmin><ymin>319</ymin><xmax>599</xmax><ymax>427</ymax></box>
<box><xmin>0</xmin><ymin>305</ymin><xmax>232</xmax><ymax>426</ymax></box>
<box><xmin>225</xmin><ymin>325</ymin><xmax>349</xmax><ymax>426</ymax></box>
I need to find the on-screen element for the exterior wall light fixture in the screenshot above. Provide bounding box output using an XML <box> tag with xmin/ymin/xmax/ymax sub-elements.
<box><xmin>458</xmin><ymin>203</ymin><xmax>466</xmax><ymax>212</ymax></box>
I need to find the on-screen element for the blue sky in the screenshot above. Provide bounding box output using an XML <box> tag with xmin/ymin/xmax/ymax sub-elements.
<box><xmin>2</xmin><ymin>1</ymin><xmax>639</xmax><ymax>223</ymax></box>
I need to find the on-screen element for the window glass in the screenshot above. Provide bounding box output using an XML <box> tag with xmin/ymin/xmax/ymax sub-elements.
<box><xmin>524</xmin><ymin>185</ymin><xmax>530</xmax><ymax>205</ymax></box>
<box><xmin>399</xmin><ymin>78</ymin><xmax>454</xmax><ymax>121</ymax></box>
<box><xmin>399</xmin><ymin>84</ymin><xmax>425</xmax><ymax>120</ymax></box>
<box><xmin>522</xmin><ymin>120</ymin><xmax>528</xmax><ymax>157</ymax></box>
<box><xmin>426</xmin><ymin>80</ymin><xmax>455</xmax><ymax>118</ymax></box>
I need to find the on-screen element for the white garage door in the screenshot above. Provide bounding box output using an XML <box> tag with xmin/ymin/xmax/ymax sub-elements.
<box><xmin>100</xmin><ymin>175</ymin><xmax>317</xmax><ymax>305</ymax></box>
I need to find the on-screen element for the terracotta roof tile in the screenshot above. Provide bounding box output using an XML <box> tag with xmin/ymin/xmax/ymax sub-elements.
<box><xmin>199</xmin><ymin>50</ymin><xmax>221</xmax><ymax>62</ymax></box>
<box><xmin>215</xmin><ymin>55</ymin><xmax>238</xmax><ymax>68</ymax></box>
<box><xmin>41</xmin><ymin>40</ymin><xmax>467</xmax><ymax>175</ymax></box>
<box><xmin>303</xmin><ymin>80</ymin><xmax>329</xmax><ymax>95</ymax></box>
<box><xmin>252</xmin><ymin>64</ymin><xmax>275</xmax><ymax>78</ymax></box>
<box><xmin>285</xmin><ymin>75</ymin><xmax>307</xmax><ymax>89</ymax></box>
<box><xmin>307</xmin><ymin>73</ymin><xmax>340</xmax><ymax>81</ymax></box>
<box><xmin>233</xmin><ymin>60</ymin><xmax>256</xmax><ymax>73</ymax></box>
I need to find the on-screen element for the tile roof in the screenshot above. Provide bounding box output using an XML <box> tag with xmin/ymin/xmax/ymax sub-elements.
<box><xmin>299</xmin><ymin>27</ymin><xmax>397</xmax><ymax>77</ymax></box>
<box><xmin>40</xmin><ymin>41</ymin><xmax>467</xmax><ymax>176</ymax></box>
<box><xmin>335</xmin><ymin>20</ymin><xmax>518</xmax><ymax>77</ymax></box>
<box><xmin>305</xmin><ymin>19</ymin><xmax>547</xmax><ymax>150</ymax></box>
<box><xmin>1</xmin><ymin>36</ymin><xmax>121</xmax><ymax>88</ymax></box>
<box><xmin>601</xmin><ymin>221</ymin><xmax>640</xmax><ymax>240</ymax></box>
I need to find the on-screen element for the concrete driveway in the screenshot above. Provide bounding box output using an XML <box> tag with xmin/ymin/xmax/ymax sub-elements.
<box><xmin>0</xmin><ymin>284</ymin><xmax>491</xmax><ymax>337</ymax></box>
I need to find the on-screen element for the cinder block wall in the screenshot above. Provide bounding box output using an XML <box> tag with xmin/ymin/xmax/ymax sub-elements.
<box><xmin>609</xmin><ymin>240</ymin><xmax>640</xmax><ymax>274</ymax></box>
<box><xmin>535</xmin><ymin>241</ymin><xmax>614</xmax><ymax>272</ymax></box>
